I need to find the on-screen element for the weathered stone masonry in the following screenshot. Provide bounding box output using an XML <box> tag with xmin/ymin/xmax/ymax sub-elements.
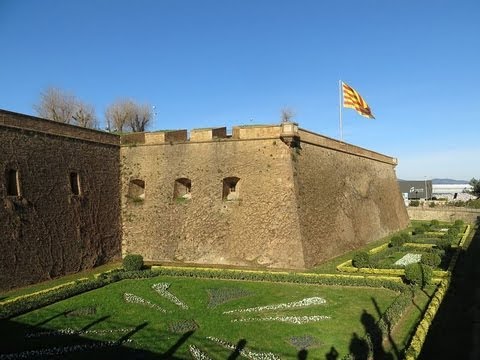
<box><xmin>120</xmin><ymin>123</ymin><xmax>409</xmax><ymax>269</ymax></box>
<box><xmin>0</xmin><ymin>110</ymin><xmax>409</xmax><ymax>290</ymax></box>
<box><xmin>0</xmin><ymin>110</ymin><xmax>121</xmax><ymax>291</ymax></box>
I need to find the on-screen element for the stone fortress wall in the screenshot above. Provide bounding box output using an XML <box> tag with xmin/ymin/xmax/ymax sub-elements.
<box><xmin>0</xmin><ymin>110</ymin><xmax>122</xmax><ymax>291</ymax></box>
<box><xmin>120</xmin><ymin>122</ymin><xmax>409</xmax><ymax>269</ymax></box>
<box><xmin>0</xmin><ymin>109</ymin><xmax>409</xmax><ymax>290</ymax></box>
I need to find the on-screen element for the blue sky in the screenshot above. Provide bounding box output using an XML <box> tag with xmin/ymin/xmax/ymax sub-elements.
<box><xmin>1</xmin><ymin>0</ymin><xmax>478</xmax><ymax>181</ymax></box>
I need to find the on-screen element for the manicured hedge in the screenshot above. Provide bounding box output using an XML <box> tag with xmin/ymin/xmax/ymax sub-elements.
<box><xmin>352</xmin><ymin>251</ymin><xmax>371</xmax><ymax>268</ymax></box>
<box><xmin>404</xmin><ymin>263</ymin><xmax>432</xmax><ymax>288</ymax></box>
<box><xmin>405</xmin><ymin>280</ymin><xmax>450</xmax><ymax>359</ymax></box>
<box><xmin>0</xmin><ymin>278</ymin><xmax>110</xmax><ymax>319</ymax></box>
<box><xmin>377</xmin><ymin>288</ymin><xmax>414</xmax><ymax>338</ymax></box>
<box><xmin>0</xmin><ymin>270</ymin><xmax>160</xmax><ymax>319</ymax></box>
<box><xmin>123</xmin><ymin>254</ymin><xmax>144</xmax><ymax>271</ymax></box>
<box><xmin>150</xmin><ymin>266</ymin><xmax>408</xmax><ymax>292</ymax></box>
<box><xmin>421</xmin><ymin>253</ymin><xmax>441</xmax><ymax>267</ymax></box>
<box><xmin>1</xmin><ymin>267</ymin><xmax>408</xmax><ymax>320</ymax></box>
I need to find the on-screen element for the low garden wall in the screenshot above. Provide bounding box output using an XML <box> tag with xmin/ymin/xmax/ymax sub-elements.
<box><xmin>407</xmin><ymin>207</ymin><xmax>480</xmax><ymax>223</ymax></box>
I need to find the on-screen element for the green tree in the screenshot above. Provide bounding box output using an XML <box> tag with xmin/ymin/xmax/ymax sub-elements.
<box><xmin>469</xmin><ymin>178</ymin><xmax>480</xmax><ymax>199</ymax></box>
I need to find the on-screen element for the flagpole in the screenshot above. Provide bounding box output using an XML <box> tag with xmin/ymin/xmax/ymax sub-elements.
<box><xmin>339</xmin><ymin>80</ymin><xmax>343</xmax><ymax>141</ymax></box>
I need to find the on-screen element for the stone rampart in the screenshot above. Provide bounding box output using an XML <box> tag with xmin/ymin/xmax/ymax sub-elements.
<box><xmin>0</xmin><ymin>111</ymin><xmax>121</xmax><ymax>291</ymax></box>
<box><xmin>120</xmin><ymin>123</ymin><xmax>408</xmax><ymax>269</ymax></box>
<box><xmin>294</xmin><ymin>133</ymin><xmax>409</xmax><ymax>267</ymax></box>
<box><xmin>0</xmin><ymin>109</ymin><xmax>409</xmax><ymax>289</ymax></box>
<box><xmin>121</xmin><ymin>135</ymin><xmax>305</xmax><ymax>268</ymax></box>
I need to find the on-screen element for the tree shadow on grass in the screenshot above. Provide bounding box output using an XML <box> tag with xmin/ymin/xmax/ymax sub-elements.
<box><xmin>0</xmin><ymin>319</ymin><xmax>162</xmax><ymax>359</ymax></box>
<box><xmin>297</xmin><ymin>349</ymin><xmax>308</xmax><ymax>359</ymax></box>
<box><xmin>34</xmin><ymin>311</ymin><xmax>66</xmax><ymax>326</ymax></box>
<box><xmin>116</xmin><ymin>321</ymin><xmax>148</xmax><ymax>344</ymax></box>
<box><xmin>346</xmin><ymin>307</ymin><xmax>394</xmax><ymax>360</ymax></box>
<box><xmin>161</xmin><ymin>330</ymin><xmax>195</xmax><ymax>359</ymax></box>
<box><xmin>360</xmin><ymin>309</ymin><xmax>394</xmax><ymax>360</ymax></box>
<box><xmin>81</xmin><ymin>315</ymin><xmax>110</xmax><ymax>332</ymax></box>
<box><xmin>371</xmin><ymin>297</ymin><xmax>399</xmax><ymax>359</ymax></box>
<box><xmin>227</xmin><ymin>339</ymin><xmax>247</xmax><ymax>360</ymax></box>
<box><xmin>325</xmin><ymin>346</ymin><xmax>338</xmax><ymax>360</ymax></box>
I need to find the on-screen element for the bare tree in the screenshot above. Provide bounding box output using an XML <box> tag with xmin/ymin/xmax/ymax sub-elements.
<box><xmin>129</xmin><ymin>103</ymin><xmax>152</xmax><ymax>132</ymax></box>
<box><xmin>34</xmin><ymin>87</ymin><xmax>98</xmax><ymax>128</ymax></box>
<box><xmin>280</xmin><ymin>107</ymin><xmax>295</xmax><ymax>122</ymax></box>
<box><xmin>34</xmin><ymin>87</ymin><xmax>76</xmax><ymax>124</ymax></box>
<box><xmin>105</xmin><ymin>99</ymin><xmax>152</xmax><ymax>132</ymax></box>
<box><xmin>72</xmin><ymin>101</ymin><xmax>98</xmax><ymax>129</ymax></box>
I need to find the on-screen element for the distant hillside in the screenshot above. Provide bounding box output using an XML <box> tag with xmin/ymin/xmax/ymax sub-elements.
<box><xmin>431</xmin><ymin>178</ymin><xmax>469</xmax><ymax>184</ymax></box>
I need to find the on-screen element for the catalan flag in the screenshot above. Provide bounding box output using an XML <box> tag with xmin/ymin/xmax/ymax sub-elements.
<box><xmin>342</xmin><ymin>81</ymin><xmax>375</xmax><ymax>119</ymax></box>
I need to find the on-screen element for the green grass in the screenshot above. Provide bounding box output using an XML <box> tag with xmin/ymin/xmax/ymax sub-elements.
<box><xmin>3</xmin><ymin>276</ymin><xmax>399</xmax><ymax>359</ymax></box>
<box><xmin>390</xmin><ymin>285</ymin><xmax>435</xmax><ymax>352</ymax></box>
<box><xmin>0</xmin><ymin>262</ymin><xmax>121</xmax><ymax>303</ymax></box>
<box><xmin>1</xmin><ymin>219</ymin><xmax>470</xmax><ymax>358</ymax></box>
<box><xmin>309</xmin><ymin>235</ymin><xmax>393</xmax><ymax>274</ymax></box>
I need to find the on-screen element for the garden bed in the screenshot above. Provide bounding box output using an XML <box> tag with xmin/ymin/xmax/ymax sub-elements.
<box><xmin>337</xmin><ymin>221</ymin><xmax>470</xmax><ymax>280</ymax></box>
<box><xmin>1</xmin><ymin>276</ymin><xmax>404</xmax><ymax>359</ymax></box>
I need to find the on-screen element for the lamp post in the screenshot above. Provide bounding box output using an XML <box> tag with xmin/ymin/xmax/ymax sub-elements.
<box><xmin>424</xmin><ymin>176</ymin><xmax>428</xmax><ymax>201</ymax></box>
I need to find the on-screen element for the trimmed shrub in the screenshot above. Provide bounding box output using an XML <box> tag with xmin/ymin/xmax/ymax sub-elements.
<box><xmin>421</xmin><ymin>253</ymin><xmax>441</xmax><ymax>267</ymax></box>
<box><xmin>442</xmin><ymin>232</ymin><xmax>456</xmax><ymax>243</ymax></box>
<box><xmin>409</xmin><ymin>200</ymin><xmax>420</xmax><ymax>207</ymax></box>
<box><xmin>447</xmin><ymin>227</ymin><xmax>460</xmax><ymax>237</ymax></box>
<box><xmin>123</xmin><ymin>254</ymin><xmax>144</xmax><ymax>271</ymax></box>
<box><xmin>404</xmin><ymin>263</ymin><xmax>432</xmax><ymax>287</ymax></box>
<box><xmin>390</xmin><ymin>235</ymin><xmax>404</xmax><ymax>247</ymax></box>
<box><xmin>352</xmin><ymin>251</ymin><xmax>371</xmax><ymax>268</ymax></box>
<box><xmin>413</xmin><ymin>223</ymin><xmax>430</xmax><ymax>235</ymax></box>
<box><xmin>436</xmin><ymin>239</ymin><xmax>451</xmax><ymax>251</ymax></box>
<box><xmin>430</xmin><ymin>220</ymin><xmax>440</xmax><ymax>227</ymax></box>
<box><xmin>428</xmin><ymin>202</ymin><xmax>436</xmax><ymax>208</ymax></box>
<box><xmin>400</xmin><ymin>232</ymin><xmax>412</xmax><ymax>243</ymax></box>
<box><xmin>453</xmin><ymin>219</ymin><xmax>464</xmax><ymax>227</ymax></box>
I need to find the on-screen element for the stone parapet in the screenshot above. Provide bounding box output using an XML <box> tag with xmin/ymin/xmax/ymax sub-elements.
<box><xmin>298</xmin><ymin>128</ymin><xmax>397</xmax><ymax>166</ymax></box>
<box><xmin>0</xmin><ymin>109</ymin><xmax>119</xmax><ymax>146</ymax></box>
<box><xmin>232</xmin><ymin>124</ymin><xmax>281</xmax><ymax>139</ymax></box>
<box><xmin>190</xmin><ymin>127</ymin><xmax>227</xmax><ymax>142</ymax></box>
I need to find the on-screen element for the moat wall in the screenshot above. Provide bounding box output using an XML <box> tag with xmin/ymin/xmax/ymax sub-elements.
<box><xmin>121</xmin><ymin>127</ymin><xmax>306</xmax><ymax>268</ymax></box>
<box><xmin>120</xmin><ymin>123</ymin><xmax>409</xmax><ymax>269</ymax></box>
<box><xmin>0</xmin><ymin>110</ymin><xmax>122</xmax><ymax>291</ymax></box>
<box><xmin>0</xmin><ymin>110</ymin><xmax>409</xmax><ymax>290</ymax></box>
<box><xmin>294</xmin><ymin>129</ymin><xmax>410</xmax><ymax>267</ymax></box>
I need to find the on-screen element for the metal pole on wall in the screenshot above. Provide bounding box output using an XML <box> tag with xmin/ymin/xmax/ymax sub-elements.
<box><xmin>339</xmin><ymin>80</ymin><xmax>343</xmax><ymax>141</ymax></box>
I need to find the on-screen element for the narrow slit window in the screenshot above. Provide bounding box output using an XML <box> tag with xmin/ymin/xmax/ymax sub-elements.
<box><xmin>70</xmin><ymin>172</ymin><xmax>81</xmax><ymax>195</ymax></box>
<box><xmin>6</xmin><ymin>169</ymin><xmax>20</xmax><ymax>196</ymax></box>
<box><xmin>222</xmin><ymin>177</ymin><xmax>240</xmax><ymax>200</ymax></box>
<box><xmin>174</xmin><ymin>178</ymin><xmax>192</xmax><ymax>199</ymax></box>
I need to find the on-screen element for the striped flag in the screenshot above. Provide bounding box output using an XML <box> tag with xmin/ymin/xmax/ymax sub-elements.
<box><xmin>342</xmin><ymin>81</ymin><xmax>375</xmax><ymax>119</ymax></box>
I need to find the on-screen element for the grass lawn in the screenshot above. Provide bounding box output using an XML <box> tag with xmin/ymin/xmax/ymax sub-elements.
<box><xmin>2</xmin><ymin>276</ymin><xmax>400</xmax><ymax>359</ymax></box>
<box><xmin>0</xmin><ymin>262</ymin><xmax>122</xmax><ymax>303</ymax></box>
